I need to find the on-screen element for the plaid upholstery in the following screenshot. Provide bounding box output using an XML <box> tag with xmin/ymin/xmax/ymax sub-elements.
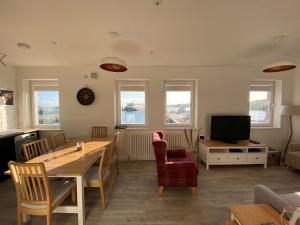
<box><xmin>152</xmin><ymin>131</ymin><xmax>198</xmax><ymax>187</ymax></box>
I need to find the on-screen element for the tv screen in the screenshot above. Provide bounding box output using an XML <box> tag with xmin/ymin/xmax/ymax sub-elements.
<box><xmin>210</xmin><ymin>115</ymin><xmax>250</xmax><ymax>142</ymax></box>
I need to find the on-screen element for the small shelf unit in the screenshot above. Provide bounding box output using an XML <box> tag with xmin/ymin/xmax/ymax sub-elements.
<box><xmin>199</xmin><ymin>140</ymin><xmax>268</xmax><ymax>170</ymax></box>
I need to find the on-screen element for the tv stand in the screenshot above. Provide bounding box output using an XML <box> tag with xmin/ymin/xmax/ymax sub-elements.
<box><xmin>199</xmin><ymin>140</ymin><xmax>268</xmax><ymax>170</ymax></box>
<box><xmin>222</xmin><ymin>140</ymin><xmax>238</xmax><ymax>144</ymax></box>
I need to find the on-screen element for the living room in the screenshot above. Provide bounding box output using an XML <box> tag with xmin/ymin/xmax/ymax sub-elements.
<box><xmin>1</xmin><ymin>1</ymin><xmax>300</xmax><ymax>225</ymax></box>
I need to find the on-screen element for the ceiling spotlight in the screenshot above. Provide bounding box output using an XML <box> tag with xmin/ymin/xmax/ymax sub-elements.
<box><xmin>17</xmin><ymin>42</ymin><xmax>31</xmax><ymax>50</ymax></box>
<box><xmin>154</xmin><ymin>0</ymin><xmax>162</xmax><ymax>6</ymax></box>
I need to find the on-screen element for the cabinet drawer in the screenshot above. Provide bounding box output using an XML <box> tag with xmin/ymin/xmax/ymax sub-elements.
<box><xmin>248</xmin><ymin>153</ymin><xmax>265</xmax><ymax>163</ymax></box>
<box><xmin>228</xmin><ymin>154</ymin><xmax>247</xmax><ymax>163</ymax></box>
<box><xmin>209</xmin><ymin>154</ymin><xmax>228</xmax><ymax>164</ymax></box>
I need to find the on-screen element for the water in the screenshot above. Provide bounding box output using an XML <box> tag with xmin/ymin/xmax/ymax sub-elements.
<box><xmin>121</xmin><ymin>111</ymin><xmax>145</xmax><ymax>124</ymax></box>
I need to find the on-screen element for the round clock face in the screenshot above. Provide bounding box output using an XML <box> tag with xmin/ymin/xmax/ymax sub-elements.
<box><xmin>76</xmin><ymin>88</ymin><xmax>95</xmax><ymax>105</ymax></box>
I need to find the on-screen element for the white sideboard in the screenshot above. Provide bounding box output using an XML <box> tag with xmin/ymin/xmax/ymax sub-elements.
<box><xmin>199</xmin><ymin>140</ymin><xmax>268</xmax><ymax>170</ymax></box>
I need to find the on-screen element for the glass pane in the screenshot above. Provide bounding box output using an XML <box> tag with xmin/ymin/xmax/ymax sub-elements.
<box><xmin>35</xmin><ymin>91</ymin><xmax>60</xmax><ymax>125</ymax></box>
<box><xmin>249</xmin><ymin>91</ymin><xmax>271</xmax><ymax>124</ymax></box>
<box><xmin>120</xmin><ymin>91</ymin><xmax>145</xmax><ymax>124</ymax></box>
<box><xmin>166</xmin><ymin>91</ymin><xmax>191</xmax><ymax>124</ymax></box>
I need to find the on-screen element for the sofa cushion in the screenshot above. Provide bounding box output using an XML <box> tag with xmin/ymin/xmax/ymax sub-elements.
<box><xmin>281</xmin><ymin>193</ymin><xmax>300</xmax><ymax>207</ymax></box>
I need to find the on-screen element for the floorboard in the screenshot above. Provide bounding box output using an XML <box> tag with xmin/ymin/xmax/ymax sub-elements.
<box><xmin>1</xmin><ymin>161</ymin><xmax>300</xmax><ymax>225</ymax></box>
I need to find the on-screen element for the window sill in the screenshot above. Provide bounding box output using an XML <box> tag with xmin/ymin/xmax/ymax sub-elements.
<box><xmin>251</xmin><ymin>126</ymin><xmax>280</xmax><ymax>130</ymax></box>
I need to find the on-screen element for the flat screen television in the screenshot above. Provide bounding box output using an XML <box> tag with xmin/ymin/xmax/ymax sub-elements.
<box><xmin>210</xmin><ymin>115</ymin><xmax>250</xmax><ymax>143</ymax></box>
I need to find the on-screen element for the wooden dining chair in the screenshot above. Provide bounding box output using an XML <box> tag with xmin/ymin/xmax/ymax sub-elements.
<box><xmin>91</xmin><ymin>126</ymin><xmax>108</xmax><ymax>138</ymax></box>
<box><xmin>51</xmin><ymin>132</ymin><xmax>67</xmax><ymax>150</ymax></box>
<box><xmin>23</xmin><ymin>138</ymin><xmax>50</xmax><ymax>161</ymax></box>
<box><xmin>8</xmin><ymin>161</ymin><xmax>76</xmax><ymax>225</ymax></box>
<box><xmin>110</xmin><ymin>132</ymin><xmax>120</xmax><ymax>178</ymax></box>
<box><xmin>84</xmin><ymin>145</ymin><xmax>113</xmax><ymax>210</ymax></box>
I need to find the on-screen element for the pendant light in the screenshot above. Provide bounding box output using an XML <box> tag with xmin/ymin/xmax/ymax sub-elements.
<box><xmin>100</xmin><ymin>32</ymin><xmax>127</xmax><ymax>72</ymax></box>
<box><xmin>263</xmin><ymin>36</ymin><xmax>296</xmax><ymax>73</ymax></box>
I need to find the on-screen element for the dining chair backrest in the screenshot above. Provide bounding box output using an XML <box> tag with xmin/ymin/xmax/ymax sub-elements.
<box><xmin>91</xmin><ymin>126</ymin><xmax>108</xmax><ymax>138</ymax></box>
<box><xmin>23</xmin><ymin>138</ymin><xmax>50</xmax><ymax>161</ymax></box>
<box><xmin>100</xmin><ymin>144</ymin><xmax>113</xmax><ymax>178</ymax></box>
<box><xmin>51</xmin><ymin>132</ymin><xmax>67</xmax><ymax>150</ymax></box>
<box><xmin>111</xmin><ymin>132</ymin><xmax>120</xmax><ymax>157</ymax></box>
<box><xmin>8</xmin><ymin>161</ymin><xmax>51</xmax><ymax>209</ymax></box>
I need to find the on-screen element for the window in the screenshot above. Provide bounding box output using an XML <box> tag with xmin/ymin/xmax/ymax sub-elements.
<box><xmin>31</xmin><ymin>81</ymin><xmax>60</xmax><ymax>129</ymax></box>
<box><xmin>116</xmin><ymin>80</ymin><xmax>148</xmax><ymax>126</ymax></box>
<box><xmin>249</xmin><ymin>81</ymin><xmax>274</xmax><ymax>127</ymax></box>
<box><xmin>164</xmin><ymin>80</ymin><xmax>195</xmax><ymax>126</ymax></box>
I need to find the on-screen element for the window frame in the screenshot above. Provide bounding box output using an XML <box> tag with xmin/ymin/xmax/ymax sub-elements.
<box><xmin>249</xmin><ymin>81</ymin><xmax>275</xmax><ymax>128</ymax></box>
<box><xmin>31</xmin><ymin>80</ymin><xmax>60</xmax><ymax>130</ymax></box>
<box><xmin>115</xmin><ymin>80</ymin><xmax>149</xmax><ymax>127</ymax></box>
<box><xmin>164</xmin><ymin>80</ymin><xmax>195</xmax><ymax>127</ymax></box>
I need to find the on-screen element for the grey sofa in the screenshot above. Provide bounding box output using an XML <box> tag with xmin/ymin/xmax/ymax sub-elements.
<box><xmin>255</xmin><ymin>184</ymin><xmax>300</xmax><ymax>224</ymax></box>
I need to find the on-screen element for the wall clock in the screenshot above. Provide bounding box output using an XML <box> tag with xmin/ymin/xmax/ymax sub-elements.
<box><xmin>76</xmin><ymin>88</ymin><xmax>95</xmax><ymax>105</ymax></box>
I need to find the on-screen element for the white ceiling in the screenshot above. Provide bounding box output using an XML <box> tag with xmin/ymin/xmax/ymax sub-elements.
<box><xmin>1</xmin><ymin>0</ymin><xmax>300</xmax><ymax>67</ymax></box>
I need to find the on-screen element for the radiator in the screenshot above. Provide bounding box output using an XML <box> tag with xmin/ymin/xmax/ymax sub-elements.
<box><xmin>130</xmin><ymin>133</ymin><xmax>154</xmax><ymax>160</ymax></box>
<box><xmin>130</xmin><ymin>132</ymin><xmax>183</xmax><ymax>160</ymax></box>
<box><xmin>165</xmin><ymin>133</ymin><xmax>183</xmax><ymax>149</ymax></box>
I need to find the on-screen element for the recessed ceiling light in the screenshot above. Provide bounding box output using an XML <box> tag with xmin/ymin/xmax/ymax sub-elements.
<box><xmin>154</xmin><ymin>0</ymin><xmax>162</xmax><ymax>6</ymax></box>
<box><xmin>17</xmin><ymin>42</ymin><xmax>31</xmax><ymax>50</ymax></box>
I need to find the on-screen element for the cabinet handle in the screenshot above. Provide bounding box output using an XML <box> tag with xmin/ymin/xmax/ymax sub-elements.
<box><xmin>217</xmin><ymin>158</ymin><xmax>220</xmax><ymax>160</ymax></box>
<box><xmin>237</xmin><ymin>158</ymin><xmax>240</xmax><ymax>160</ymax></box>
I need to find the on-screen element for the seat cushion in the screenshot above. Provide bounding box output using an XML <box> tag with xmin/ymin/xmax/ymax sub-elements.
<box><xmin>21</xmin><ymin>180</ymin><xmax>75</xmax><ymax>210</ymax></box>
<box><xmin>85</xmin><ymin>166</ymin><xmax>110</xmax><ymax>187</ymax></box>
<box><xmin>281</xmin><ymin>193</ymin><xmax>300</xmax><ymax>206</ymax></box>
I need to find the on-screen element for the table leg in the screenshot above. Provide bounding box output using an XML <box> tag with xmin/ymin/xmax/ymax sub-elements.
<box><xmin>76</xmin><ymin>176</ymin><xmax>85</xmax><ymax>225</ymax></box>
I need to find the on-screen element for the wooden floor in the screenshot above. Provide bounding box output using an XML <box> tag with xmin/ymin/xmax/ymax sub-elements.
<box><xmin>1</xmin><ymin>161</ymin><xmax>300</xmax><ymax>225</ymax></box>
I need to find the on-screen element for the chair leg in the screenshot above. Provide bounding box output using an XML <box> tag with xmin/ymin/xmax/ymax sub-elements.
<box><xmin>192</xmin><ymin>187</ymin><xmax>197</xmax><ymax>196</ymax></box>
<box><xmin>109</xmin><ymin>172</ymin><xmax>114</xmax><ymax>193</ymax></box>
<box><xmin>99</xmin><ymin>186</ymin><xmax>106</xmax><ymax>210</ymax></box>
<box><xmin>158</xmin><ymin>186</ymin><xmax>164</xmax><ymax>196</ymax></box>
<box><xmin>46</xmin><ymin>214</ymin><xmax>52</xmax><ymax>225</ymax></box>
<box><xmin>116</xmin><ymin>160</ymin><xmax>120</xmax><ymax>175</ymax></box>
<box><xmin>17</xmin><ymin>210</ymin><xmax>23</xmax><ymax>225</ymax></box>
<box><xmin>71</xmin><ymin>187</ymin><xmax>77</xmax><ymax>204</ymax></box>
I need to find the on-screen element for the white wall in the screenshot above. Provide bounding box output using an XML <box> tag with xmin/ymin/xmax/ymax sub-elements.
<box><xmin>16</xmin><ymin>65</ymin><xmax>294</xmax><ymax>159</ymax></box>
<box><xmin>0</xmin><ymin>66</ymin><xmax>18</xmax><ymax>130</ymax></box>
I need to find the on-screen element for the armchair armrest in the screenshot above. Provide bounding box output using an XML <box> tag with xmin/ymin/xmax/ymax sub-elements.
<box><xmin>254</xmin><ymin>185</ymin><xmax>289</xmax><ymax>213</ymax></box>
<box><xmin>165</xmin><ymin>161</ymin><xmax>197</xmax><ymax>170</ymax></box>
<box><xmin>166</xmin><ymin>149</ymin><xmax>186</xmax><ymax>158</ymax></box>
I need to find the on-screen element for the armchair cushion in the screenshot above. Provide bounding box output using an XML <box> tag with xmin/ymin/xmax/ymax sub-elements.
<box><xmin>166</xmin><ymin>161</ymin><xmax>198</xmax><ymax>171</ymax></box>
<box><xmin>166</xmin><ymin>149</ymin><xmax>186</xmax><ymax>158</ymax></box>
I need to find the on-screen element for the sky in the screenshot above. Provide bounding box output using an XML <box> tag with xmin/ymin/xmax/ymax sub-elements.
<box><xmin>36</xmin><ymin>91</ymin><xmax>59</xmax><ymax>107</ymax></box>
<box><xmin>167</xmin><ymin>91</ymin><xmax>190</xmax><ymax>105</ymax></box>
<box><xmin>250</xmin><ymin>91</ymin><xmax>268</xmax><ymax>101</ymax></box>
<box><xmin>121</xmin><ymin>91</ymin><xmax>145</xmax><ymax>105</ymax></box>
<box><xmin>121</xmin><ymin>91</ymin><xmax>191</xmax><ymax>106</ymax></box>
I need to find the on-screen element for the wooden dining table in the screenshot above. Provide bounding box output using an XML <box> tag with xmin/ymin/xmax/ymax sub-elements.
<box><xmin>6</xmin><ymin>137</ymin><xmax>112</xmax><ymax>225</ymax></box>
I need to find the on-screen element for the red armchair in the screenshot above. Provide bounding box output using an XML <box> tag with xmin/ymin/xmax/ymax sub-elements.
<box><xmin>152</xmin><ymin>131</ymin><xmax>198</xmax><ymax>195</ymax></box>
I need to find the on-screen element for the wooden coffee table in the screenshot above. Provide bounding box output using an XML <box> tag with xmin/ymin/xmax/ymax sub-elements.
<box><xmin>229</xmin><ymin>204</ymin><xmax>287</xmax><ymax>225</ymax></box>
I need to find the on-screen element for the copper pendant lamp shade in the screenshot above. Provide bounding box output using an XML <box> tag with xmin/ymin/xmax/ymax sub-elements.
<box><xmin>263</xmin><ymin>60</ymin><xmax>296</xmax><ymax>73</ymax></box>
<box><xmin>100</xmin><ymin>56</ymin><xmax>127</xmax><ymax>72</ymax></box>
<box><xmin>100</xmin><ymin>32</ymin><xmax>127</xmax><ymax>73</ymax></box>
<box><xmin>263</xmin><ymin>36</ymin><xmax>296</xmax><ymax>73</ymax></box>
